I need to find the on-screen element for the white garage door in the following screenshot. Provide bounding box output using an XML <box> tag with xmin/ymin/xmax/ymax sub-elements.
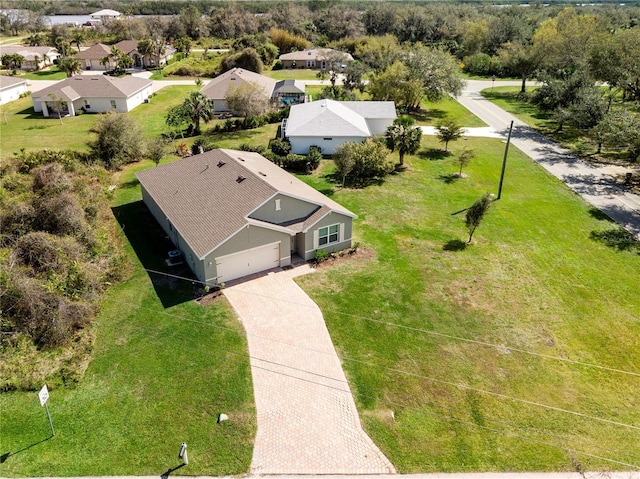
<box><xmin>215</xmin><ymin>242</ymin><xmax>280</xmax><ymax>283</ymax></box>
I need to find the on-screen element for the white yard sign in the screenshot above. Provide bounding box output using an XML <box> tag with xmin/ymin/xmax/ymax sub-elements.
<box><xmin>39</xmin><ymin>384</ymin><xmax>49</xmax><ymax>406</ymax></box>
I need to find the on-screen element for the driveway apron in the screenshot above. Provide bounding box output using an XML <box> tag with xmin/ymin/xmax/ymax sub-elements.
<box><xmin>457</xmin><ymin>80</ymin><xmax>640</xmax><ymax>240</ymax></box>
<box><xmin>223</xmin><ymin>265</ymin><xmax>395</xmax><ymax>474</ymax></box>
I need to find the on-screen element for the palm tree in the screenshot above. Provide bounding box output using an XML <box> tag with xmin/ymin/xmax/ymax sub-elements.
<box><xmin>137</xmin><ymin>39</ymin><xmax>154</xmax><ymax>68</ymax></box>
<box><xmin>435</xmin><ymin>118</ymin><xmax>464</xmax><ymax>153</ymax></box>
<box><xmin>182</xmin><ymin>91</ymin><xmax>215</xmax><ymax>135</ymax></box>
<box><xmin>385</xmin><ymin>116</ymin><xmax>423</xmax><ymax>166</ymax></box>
<box><xmin>58</xmin><ymin>56</ymin><xmax>82</xmax><ymax>77</ymax></box>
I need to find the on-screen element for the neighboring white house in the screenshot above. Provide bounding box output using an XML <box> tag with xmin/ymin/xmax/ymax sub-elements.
<box><xmin>278</xmin><ymin>48</ymin><xmax>353</xmax><ymax>70</ymax></box>
<box><xmin>31</xmin><ymin>75</ymin><xmax>152</xmax><ymax>117</ymax></box>
<box><xmin>283</xmin><ymin>99</ymin><xmax>397</xmax><ymax>155</ymax></box>
<box><xmin>0</xmin><ymin>46</ymin><xmax>59</xmax><ymax>71</ymax></box>
<box><xmin>0</xmin><ymin>76</ymin><xmax>28</xmax><ymax>105</ymax></box>
<box><xmin>90</xmin><ymin>9</ymin><xmax>121</xmax><ymax>22</ymax></box>
<box><xmin>200</xmin><ymin>68</ymin><xmax>277</xmax><ymax>113</ymax></box>
<box><xmin>136</xmin><ymin>149</ymin><xmax>357</xmax><ymax>284</ymax></box>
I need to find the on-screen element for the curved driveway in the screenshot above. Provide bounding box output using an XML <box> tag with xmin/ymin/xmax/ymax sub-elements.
<box><xmin>223</xmin><ymin>265</ymin><xmax>395</xmax><ymax>474</ymax></box>
<box><xmin>458</xmin><ymin>80</ymin><xmax>640</xmax><ymax>240</ymax></box>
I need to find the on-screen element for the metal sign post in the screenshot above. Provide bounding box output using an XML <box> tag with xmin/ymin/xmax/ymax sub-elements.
<box><xmin>178</xmin><ymin>442</ymin><xmax>188</xmax><ymax>465</ymax></box>
<box><xmin>497</xmin><ymin>120</ymin><xmax>514</xmax><ymax>200</ymax></box>
<box><xmin>39</xmin><ymin>384</ymin><xmax>55</xmax><ymax>436</ymax></box>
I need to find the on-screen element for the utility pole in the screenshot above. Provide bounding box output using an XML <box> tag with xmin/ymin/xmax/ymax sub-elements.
<box><xmin>497</xmin><ymin>120</ymin><xmax>514</xmax><ymax>200</ymax></box>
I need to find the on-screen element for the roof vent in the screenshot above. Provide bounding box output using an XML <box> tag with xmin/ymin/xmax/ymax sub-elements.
<box><xmin>238</xmin><ymin>157</ymin><xmax>245</xmax><ymax>162</ymax></box>
<box><xmin>236</xmin><ymin>175</ymin><xmax>246</xmax><ymax>183</ymax></box>
<box><xmin>217</xmin><ymin>161</ymin><xmax>226</xmax><ymax>168</ymax></box>
<box><xmin>258</xmin><ymin>171</ymin><xmax>266</xmax><ymax>177</ymax></box>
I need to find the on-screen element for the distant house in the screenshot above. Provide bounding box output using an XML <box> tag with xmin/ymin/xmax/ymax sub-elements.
<box><xmin>273</xmin><ymin>79</ymin><xmax>306</xmax><ymax>107</ymax></box>
<box><xmin>136</xmin><ymin>149</ymin><xmax>357</xmax><ymax>284</ymax></box>
<box><xmin>75</xmin><ymin>41</ymin><xmax>175</xmax><ymax>70</ymax></box>
<box><xmin>90</xmin><ymin>9</ymin><xmax>121</xmax><ymax>23</ymax></box>
<box><xmin>283</xmin><ymin>99</ymin><xmax>397</xmax><ymax>155</ymax></box>
<box><xmin>0</xmin><ymin>46</ymin><xmax>58</xmax><ymax>71</ymax></box>
<box><xmin>31</xmin><ymin>75</ymin><xmax>152</xmax><ymax>117</ymax></box>
<box><xmin>200</xmin><ymin>68</ymin><xmax>278</xmax><ymax>113</ymax></box>
<box><xmin>0</xmin><ymin>76</ymin><xmax>28</xmax><ymax>105</ymax></box>
<box><xmin>278</xmin><ymin>48</ymin><xmax>353</xmax><ymax>70</ymax></box>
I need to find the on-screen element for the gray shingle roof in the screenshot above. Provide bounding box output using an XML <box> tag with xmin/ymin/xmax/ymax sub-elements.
<box><xmin>75</xmin><ymin>43</ymin><xmax>112</xmax><ymax>60</ymax></box>
<box><xmin>200</xmin><ymin>68</ymin><xmax>277</xmax><ymax>101</ymax></box>
<box><xmin>31</xmin><ymin>75</ymin><xmax>151</xmax><ymax>101</ymax></box>
<box><xmin>136</xmin><ymin>149</ymin><xmax>356</xmax><ymax>259</ymax></box>
<box><xmin>0</xmin><ymin>46</ymin><xmax>57</xmax><ymax>62</ymax></box>
<box><xmin>0</xmin><ymin>75</ymin><xmax>28</xmax><ymax>90</ymax></box>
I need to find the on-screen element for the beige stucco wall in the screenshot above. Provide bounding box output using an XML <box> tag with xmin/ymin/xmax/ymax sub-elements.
<box><xmin>249</xmin><ymin>193</ymin><xmax>319</xmax><ymax>225</ymax></box>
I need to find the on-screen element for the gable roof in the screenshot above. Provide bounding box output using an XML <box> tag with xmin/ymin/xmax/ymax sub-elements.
<box><xmin>75</xmin><ymin>43</ymin><xmax>112</xmax><ymax>60</ymax></box>
<box><xmin>274</xmin><ymin>79</ymin><xmax>306</xmax><ymax>95</ymax></box>
<box><xmin>114</xmin><ymin>40</ymin><xmax>139</xmax><ymax>55</ymax></box>
<box><xmin>285</xmin><ymin>100</ymin><xmax>396</xmax><ymax>137</ymax></box>
<box><xmin>0</xmin><ymin>75</ymin><xmax>28</xmax><ymax>90</ymax></box>
<box><xmin>136</xmin><ymin>149</ymin><xmax>356</xmax><ymax>259</ymax></box>
<box><xmin>200</xmin><ymin>68</ymin><xmax>277</xmax><ymax>101</ymax></box>
<box><xmin>91</xmin><ymin>9</ymin><xmax>121</xmax><ymax>18</ymax></box>
<box><xmin>31</xmin><ymin>75</ymin><xmax>151</xmax><ymax>101</ymax></box>
<box><xmin>278</xmin><ymin>48</ymin><xmax>353</xmax><ymax>62</ymax></box>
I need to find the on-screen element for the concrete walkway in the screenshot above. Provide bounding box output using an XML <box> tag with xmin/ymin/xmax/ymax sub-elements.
<box><xmin>223</xmin><ymin>265</ymin><xmax>395</xmax><ymax>474</ymax></box>
<box><xmin>458</xmin><ymin>80</ymin><xmax>640</xmax><ymax>240</ymax></box>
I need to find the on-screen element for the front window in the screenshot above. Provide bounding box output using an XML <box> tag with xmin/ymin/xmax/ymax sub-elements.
<box><xmin>318</xmin><ymin>224</ymin><xmax>339</xmax><ymax>246</ymax></box>
<box><xmin>110</xmin><ymin>100</ymin><xmax>116</xmax><ymax>109</ymax></box>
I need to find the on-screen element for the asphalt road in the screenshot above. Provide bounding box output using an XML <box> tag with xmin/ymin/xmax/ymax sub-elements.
<box><xmin>458</xmin><ymin>80</ymin><xmax>640</xmax><ymax>240</ymax></box>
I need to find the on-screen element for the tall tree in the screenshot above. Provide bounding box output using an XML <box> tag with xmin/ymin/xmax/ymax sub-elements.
<box><xmin>403</xmin><ymin>44</ymin><xmax>465</xmax><ymax>102</ymax></box>
<box><xmin>225</xmin><ymin>82</ymin><xmax>270</xmax><ymax>119</ymax></box>
<box><xmin>498</xmin><ymin>41</ymin><xmax>540</xmax><ymax>94</ymax></box>
<box><xmin>385</xmin><ymin>116</ymin><xmax>423</xmax><ymax>166</ymax></box>
<box><xmin>181</xmin><ymin>91</ymin><xmax>215</xmax><ymax>135</ymax></box>
<box><xmin>179</xmin><ymin>5</ymin><xmax>206</xmax><ymax>40</ymax></box>
<box><xmin>58</xmin><ymin>56</ymin><xmax>82</xmax><ymax>77</ymax></box>
<box><xmin>368</xmin><ymin>62</ymin><xmax>424</xmax><ymax>110</ymax></box>
<box><xmin>465</xmin><ymin>194</ymin><xmax>493</xmax><ymax>243</ymax></box>
<box><xmin>436</xmin><ymin>118</ymin><xmax>464</xmax><ymax>152</ymax></box>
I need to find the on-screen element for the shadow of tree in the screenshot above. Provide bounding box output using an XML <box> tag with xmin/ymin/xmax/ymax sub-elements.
<box><xmin>588</xmin><ymin>207</ymin><xmax>614</xmax><ymax>222</ymax></box>
<box><xmin>418</xmin><ymin>148</ymin><xmax>450</xmax><ymax>161</ymax></box>
<box><xmin>589</xmin><ymin>228</ymin><xmax>640</xmax><ymax>254</ymax></box>
<box><xmin>111</xmin><ymin>201</ymin><xmax>197</xmax><ymax>308</ymax></box>
<box><xmin>438</xmin><ymin>174</ymin><xmax>459</xmax><ymax>184</ymax></box>
<box><xmin>443</xmin><ymin>239</ymin><xmax>467</xmax><ymax>251</ymax></box>
<box><xmin>412</xmin><ymin>107</ymin><xmax>447</xmax><ymax>123</ymax></box>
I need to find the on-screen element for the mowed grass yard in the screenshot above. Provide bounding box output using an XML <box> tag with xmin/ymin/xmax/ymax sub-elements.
<box><xmin>0</xmin><ymin>159</ymin><xmax>256</xmax><ymax>475</ymax></box>
<box><xmin>296</xmin><ymin>135</ymin><xmax>640</xmax><ymax>472</ymax></box>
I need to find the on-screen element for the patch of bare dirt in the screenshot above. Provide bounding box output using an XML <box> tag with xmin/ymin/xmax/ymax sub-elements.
<box><xmin>313</xmin><ymin>245</ymin><xmax>376</xmax><ymax>270</ymax></box>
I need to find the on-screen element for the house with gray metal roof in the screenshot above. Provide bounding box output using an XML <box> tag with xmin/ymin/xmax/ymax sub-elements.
<box><xmin>136</xmin><ymin>149</ymin><xmax>357</xmax><ymax>284</ymax></box>
<box><xmin>283</xmin><ymin>99</ymin><xmax>396</xmax><ymax>155</ymax></box>
<box><xmin>0</xmin><ymin>76</ymin><xmax>28</xmax><ymax>105</ymax></box>
<box><xmin>31</xmin><ymin>75</ymin><xmax>152</xmax><ymax>117</ymax></box>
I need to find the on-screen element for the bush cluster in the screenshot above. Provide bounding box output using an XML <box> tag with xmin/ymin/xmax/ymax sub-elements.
<box><xmin>212</xmin><ymin>108</ymin><xmax>288</xmax><ymax>133</ymax></box>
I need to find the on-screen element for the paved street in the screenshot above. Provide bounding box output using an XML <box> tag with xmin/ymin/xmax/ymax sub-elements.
<box><xmin>223</xmin><ymin>265</ymin><xmax>395</xmax><ymax>474</ymax></box>
<box><xmin>458</xmin><ymin>80</ymin><xmax>640</xmax><ymax>240</ymax></box>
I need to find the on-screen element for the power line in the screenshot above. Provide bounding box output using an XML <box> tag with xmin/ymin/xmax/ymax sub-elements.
<box><xmin>144</xmin><ymin>268</ymin><xmax>640</xmax><ymax>379</ymax></box>
<box><xmin>109</xmin><ymin>318</ymin><xmax>640</xmax><ymax>470</ymax></box>
<box><xmin>102</xmin><ymin>302</ymin><xmax>640</xmax><ymax>433</ymax></box>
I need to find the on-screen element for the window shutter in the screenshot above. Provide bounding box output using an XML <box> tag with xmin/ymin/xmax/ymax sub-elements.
<box><xmin>339</xmin><ymin>223</ymin><xmax>345</xmax><ymax>242</ymax></box>
<box><xmin>313</xmin><ymin>229</ymin><xmax>319</xmax><ymax>249</ymax></box>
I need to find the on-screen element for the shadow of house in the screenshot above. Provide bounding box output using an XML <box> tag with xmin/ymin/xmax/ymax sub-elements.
<box><xmin>112</xmin><ymin>201</ymin><xmax>196</xmax><ymax>308</ymax></box>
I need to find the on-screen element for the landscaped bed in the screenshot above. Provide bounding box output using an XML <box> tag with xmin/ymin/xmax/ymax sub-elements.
<box><xmin>296</xmin><ymin>135</ymin><xmax>640</xmax><ymax>472</ymax></box>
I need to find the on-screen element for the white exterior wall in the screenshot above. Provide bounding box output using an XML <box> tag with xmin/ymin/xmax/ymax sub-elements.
<box><xmin>289</xmin><ymin>135</ymin><xmax>368</xmax><ymax>155</ymax></box>
<box><xmin>0</xmin><ymin>83</ymin><xmax>27</xmax><ymax>105</ymax></box>
<box><xmin>125</xmin><ymin>85</ymin><xmax>152</xmax><ymax>111</ymax></box>
<box><xmin>366</xmin><ymin>118</ymin><xmax>395</xmax><ymax>135</ymax></box>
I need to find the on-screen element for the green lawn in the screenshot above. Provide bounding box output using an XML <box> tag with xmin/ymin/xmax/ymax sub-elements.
<box><xmin>0</xmin><ymin>86</ymin><xmax>196</xmax><ymax>155</ymax></box>
<box><xmin>0</xmin><ymin>159</ymin><xmax>255</xmax><ymax>475</ymax></box>
<box><xmin>296</xmin><ymin>135</ymin><xmax>640</xmax><ymax>472</ymax></box>
<box><xmin>264</xmin><ymin>69</ymin><xmax>321</xmax><ymax>81</ymax></box>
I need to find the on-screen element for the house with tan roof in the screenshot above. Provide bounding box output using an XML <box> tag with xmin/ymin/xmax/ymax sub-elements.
<box><xmin>0</xmin><ymin>46</ymin><xmax>58</xmax><ymax>71</ymax></box>
<box><xmin>283</xmin><ymin>99</ymin><xmax>397</xmax><ymax>155</ymax></box>
<box><xmin>31</xmin><ymin>75</ymin><xmax>152</xmax><ymax>117</ymax></box>
<box><xmin>75</xmin><ymin>40</ymin><xmax>175</xmax><ymax>70</ymax></box>
<box><xmin>136</xmin><ymin>149</ymin><xmax>357</xmax><ymax>284</ymax></box>
<box><xmin>0</xmin><ymin>76</ymin><xmax>28</xmax><ymax>105</ymax></box>
<box><xmin>200</xmin><ymin>68</ymin><xmax>278</xmax><ymax>113</ymax></box>
<box><xmin>278</xmin><ymin>48</ymin><xmax>353</xmax><ymax>70</ymax></box>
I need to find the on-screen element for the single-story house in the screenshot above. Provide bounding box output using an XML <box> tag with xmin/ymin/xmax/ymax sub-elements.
<box><xmin>278</xmin><ymin>48</ymin><xmax>353</xmax><ymax>70</ymax></box>
<box><xmin>90</xmin><ymin>9</ymin><xmax>121</xmax><ymax>22</ymax></box>
<box><xmin>31</xmin><ymin>75</ymin><xmax>152</xmax><ymax>117</ymax></box>
<box><xmin>75</xmin><ymin>40</ymin><xmax>175</xmax><ymax>70</ymax></box>
<box><xmin>0</xmin><ymin>46</ymin><xmax>58</xmax><ymax>71</ymax></box>
<box><xmin>136</xmin><ymin>149</ymin><xmax>357</xmax><ymax>284</ymax></box>
<box><xmin>200</xmin><ymin>68</ymin><xmax>278</xmax><ymax>113</ymax></box>
<box><xmin>273</xmin><ymin>79</ymin><xmax>306</xmax><ymax>107</ymax></box>
<box><xmin>283</xmin><ymin>99</ymin><xmax>397</xmax><ymax>155</ymax></box>
<box><xmin>0</xmin><ymin>76</ymin><xmax>28</xmax><ymax>105</ymax></box>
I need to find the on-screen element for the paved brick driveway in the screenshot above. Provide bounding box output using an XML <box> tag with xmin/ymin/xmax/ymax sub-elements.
<box><xmin>223</xmin><ymin>265</ymin><xmax>395</xmax><ymax>474</ymax></box>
